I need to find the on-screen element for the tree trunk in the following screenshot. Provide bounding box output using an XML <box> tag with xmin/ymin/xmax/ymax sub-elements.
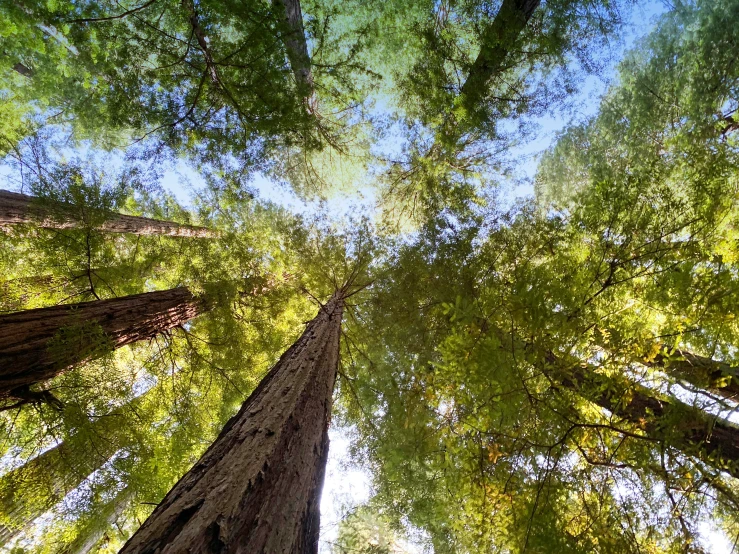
<box><xmin>0</xmin><ymin>439</ymin><xmax>118</xmax><ymax>547</ymax></box>
<box><xmin>120</xmin><ymin>292</ymin><xmax>344</xmax><ymax>553</ymax></box>
<box><xmin>0</xmin><ymin>287</ymin><xmax>209</xmax><ymax>396</ymax></box>
<box><xmin>0</xmin><ymin>190</ymin><xmax>215</xmax><ymax>237</ymax></box>
<box><xmin>65</xmin><ymin>487</ymin><xmax>133</xmax><ymax>554</ymax></box>
<box><xmin>550</xmin><ymin>352</ymin><xmax>739</xmax><ymax>479</ymax></box>
<box><xmin>642</xmin><ymin>346</ymin><xmax>739</xmax><ymax>402</ymax></box>
<box><xmin>459</xmin><ymin>0</ymin><xmax>540</xmax><ymax>112</ymax></box>
<box><xmin>272</xmin><ymin>0</ymin><xmax>315</xmax><ymax>104</ymax></box>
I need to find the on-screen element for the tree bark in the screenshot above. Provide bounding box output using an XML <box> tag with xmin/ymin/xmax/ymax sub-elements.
<box><xmin>120</xmin><ymin>292</ymin><xmax>344</xmax><ymax>553</ymax></box>
<box><xmin>0</xmin><ymin>190</ymin><xmax>215</xmax><ymax>237</ymax></box>
<box><xmin>0</xmin><ymin>287</ymin><xmax>210</xmax><ymax>396</ymax></box>
<box><xmin>459</xmin><ymin>0</ymin><xmax>540</xmax><ymax>113</ymax></box>
<box><xmin>550</xmin><ymin>352</ymin><xmax>739</xmax><ymax>479</ymax></box>
<box><xmin>642</xmin><ymin>346</ymin><xmax>739</xmax><ymax>402</ymax></box>
<box><xmin>272</xmin><ymin>0</ymin><xmax>315</xmax><ymax>104</ymax></box>
<box><xmin>0</xmin><ymin>439</ymin><xmax>118</xmax><ymax>547</ymax></box>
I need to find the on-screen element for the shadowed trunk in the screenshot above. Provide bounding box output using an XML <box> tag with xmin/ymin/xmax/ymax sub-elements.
<box><xmin>0</xmin><ymin>190</ymin><xmax>215</xmax><ymax>237</ymax></box>
<box><xmin>549</xmin><ymin>352</ymin><xmax>739</xmax><ymax>479</ymax></box>
<box><xmin>0</xmin><ymin>440</ymin><xmax>118</xmax><ymax>547</ymax></box>
<box><xmin>459</xmin><ymin>0</ymin><xmax>540</xmax><ymax>113</ymax></box>
<box><xmin>272</xmin><ymin>0</ymin><xmax>315</xmax><ymax>105</ymax></box>
<box><xmin>0</xmin><ymin>287</ymin><xmax>210</xmax><ymax>396</ymax></box>
<box><xmin>120</xmin><ymin>292</ymin><xmax>344</xmax><ymax>553</ymax></box>
<box><xmin>12</xmin><ymin>62</ymin><xmax>33</xmax><ymax>77</ymax></box>
<box><xmin>642</xmin><ymin>346</ymin><xmax>739</xmax><ymax>402</ymax></box>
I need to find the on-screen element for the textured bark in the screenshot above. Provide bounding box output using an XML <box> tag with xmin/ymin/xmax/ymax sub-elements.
<box><xmin>272</xmin><ymin>0</ymin><xmax>315</xmax><ymax>102</ymax></box>
<box><xmin>0</xmin><ymin>287</ymin><xmax>209</xmax><ymax>395</ymax></box>
<box><xmin>120</xmin><ymin>292</ymin><xmax>344</xmax><ymax>554</ymax></box>
<box><xmin>643</xmin><ymin>347</ymin><xmax>739</xmax><ymax>402</ymax></box>
<box><xmin>0</xmin><ymin>190</ymin><xmax>215</xmax><ymax>237</ymax></box>
<box><xmin>459</xmin><ymin>0</ymin><xmax>541</xmax><ymax>111</ymax></box>
<box><xmin>552</xmin><ymin>354</ymin><xmax>739</xmax><ymax>479</ymax></box>
<box><xmin>0</xmin><ymin>440</ymin><xmax>117</xmax><ymax>547</ymax></box>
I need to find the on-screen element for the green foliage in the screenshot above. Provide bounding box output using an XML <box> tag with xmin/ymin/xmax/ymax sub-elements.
<box><xmin>2</xmin><ymin>0</ymin><xmax>739</xmax><ymax>552</ymax></box>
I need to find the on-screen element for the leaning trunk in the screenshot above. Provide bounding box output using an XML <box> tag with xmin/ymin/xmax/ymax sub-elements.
<box><xmin>642</xmin><ymin>346</ymin><xmax>739</xmax><ymax>402</ymax></box>
<box><xmin>120</xmin><ymin>292</ymin><xmax>344</xmax><ymax>553</ymax></box>
<box><xmin>0</xmin><ymin>287</ymin><xmax>209</xmax><ymax>395</ymax></box>
<box><xmin>0</xmin><ymin>439</ymin><xmax>117</xmax><ymax>547</ymax></box>
<box><xmin>550</xmin><ymin>352</ymin><xmax>739</xmax><ymax>479</ymax></box>
<box><xmin>459</xmin><ymin>0</ymin><xmax>540</xmax><ymax>114</ymax></box>
<box><xmin>65</xmin><ymin>487</ymin><xmax>133</xmax><ymax>554</ymax></box>
<box><xmin>0</xmin><ymin>190</ymin><xmax>215</xmax><ymax>237</ymax></box>
<box><xmin>272</xmin><ymin>0</ymin><xmax>315</xmax><ymax>104</ymax></box>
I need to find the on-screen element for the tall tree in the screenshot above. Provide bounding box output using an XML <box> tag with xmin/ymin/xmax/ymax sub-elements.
<box><xmin>0</xmin><ymin>437</ymin><xmax>118</xmax><ymax>546</ymax></box>
<box><xmin>120</xmin><ymin>290</ymin><xmax>345</xmax><ymax>553</ymax></box>
<box><xmin>0</xmin><ymin>190</ymin><xmax>215</xmax><ymax>237</ymax></box>
<box><xmin>0</xmin><ymin>287</ymin><xmax>211</xmax><ymax>398</ymax></box>
<box><xmin>273</xmin><ymin>0</ymin><xmax>315</xmax><ymax>105</ymax></box>
<box><xmin>458</xmin><ymin>0</ymin><xmax>540</xmax><ymax>112</ymax></box>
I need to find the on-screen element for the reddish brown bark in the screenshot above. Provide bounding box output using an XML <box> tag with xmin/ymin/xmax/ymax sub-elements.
<box><xmin>120</xmin><ymin>292</ymin><xmax>344</xmax><ymax>553</ymax></box>
<box><xmin>0</xmin><ymin>190</ymin><xmax>215</xmax><ymax>237</ymax></box>
<box><xmin>0</xmin><ymin>287</ymin><xmax>209</xmax><ymax>395</ymax></box>
<box><xmin>459</xmin><ymin>0</ymin><xmax>541</xmax><ymax>112</ymax></box>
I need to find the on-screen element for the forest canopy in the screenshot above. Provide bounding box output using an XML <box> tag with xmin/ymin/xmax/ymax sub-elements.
<box><xmin>1</xmin><ymin>0</ymin><xmax>739</xmax><ymax>552</ymax></box>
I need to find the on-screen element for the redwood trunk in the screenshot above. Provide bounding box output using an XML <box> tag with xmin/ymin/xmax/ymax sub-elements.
<box><xmin>66</xmin><ymin>487</ymin><xmax>133</xmax><ymax>554</ymax></box>
<box><xmin>120</xmin><ymin>293</ymin><xmax>344</xmax><ymax>553</ymax></box>
<box><xmin>272</xmin><ymin>0</ymin><xmax>315</xmax><ymax>102</ymax></box>
<box><xmin>0</xmin><ymin>190</ymin><xmax>215</xmax><ymax>237</ymax></box>
<box><xmin>644</xmin><ymin>346</ymin><xmax>739</xmax><ymax>401</ymax></box>
<box><xmin>553</xmin><ymin>354</ymin><xmax>739</xmax><ymax>479</ymax></box>
<box><xmin>0</xmin><ymin>440</ymin><xmax>117</xmax><ymax>546</ymax></box>
<box><xmin>459</xmin><ymin>0</ymin><xmax>540</xmax><ymax>111</ymax></box>
<box><xmin>0</xmin><ymin>287</ymin><xmax>208</xmax><ymax>395</ymax></box>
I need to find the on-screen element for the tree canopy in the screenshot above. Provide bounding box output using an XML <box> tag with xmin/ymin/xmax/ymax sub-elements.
<box><xmin>1</xmin><ymin>0</ymin><xmax>739</xmax><ymax>552</ymax></box>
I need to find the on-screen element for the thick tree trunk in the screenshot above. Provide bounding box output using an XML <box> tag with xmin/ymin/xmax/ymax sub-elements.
<box><xmin>550</xmin><ymin>353</ymin><xmax>739</xmax><ymax>479</ymax></box>
<box><xmin>272</xmin><ymin>0</ymin><xmax>315</xmax><ymax>104</ymax></box>
<box><xmin>0</xmin><ymin>190</ymin><xmax>215</xmax><ymax>237</ymax></box>
<box><xmin>120</xmin><ymin>292</ymin><xmax>344</xmax><ymax>553</ymax></box>
<box><xmin>0</xmin><ymin>440</ymin><xmax>118</xmax><ymax>547</ymax></box>
<box><xmin>459</xmin><ymin>0</ymin><xmax>540</xmax><ymax>112</ymax></box>
<box><xmin>0</xmin><ymin>287</ymin><xmax>209</xmax><ymax>396</ymax></box>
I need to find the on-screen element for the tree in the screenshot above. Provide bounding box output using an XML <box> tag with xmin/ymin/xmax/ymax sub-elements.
<box><xmin>0</xmin><ymin>287</ymin><xmax>210</xmax><ymax>399</ymax></box>
<box><xmin>0</xmin><ymin>190</ymin><xmax>215</xmax><ymax>237</ymax></box>
<box><xmin>119</xmin><ymin>290</ymin><xmax>345</xmax><ymax>553</ymax></box>
<box><xmin>273</xmin><ymin>0</ymin><xmax>315</xmax><ymax>105</ymax></box>
<box><xmin>0</xmin><ymin>429</ymin><xmax>118</xmax><ymax>546</ymax></box>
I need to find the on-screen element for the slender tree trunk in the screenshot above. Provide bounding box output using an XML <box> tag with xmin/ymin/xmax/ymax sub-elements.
<box><xmin>0</xmin><ymin>440</ymin><xmax>118</xmax><ymax>547</ymax></box>
<box><xmin>65</xmin><ymin>487</ymin><xmax>133</xmax><ymax>554</ymax></box>
<box><xmin>549</xmin><ymin>352</ymin><xmax>739</xmax><ymax>479</ymax></box>
<box><xmin>641</xmin><ymin>346</ymin><xmax>739</xmax><ymax>402</ymax></box>
<box><xmin>459</xmin><ymin>0</ymin><xmax>540</xmax><ymax>113</ymax></box>
<box><xmin>0</xmin><ymin>190</ymin><xmax>215</xmax><ymax>237</ymax></box>
<box><xmin>12</xmin><ymin>62</ymin><xmax>33</xmax><ymax>77</ymax></box>
<box><xmin>594</xmin><ymin>333</ymin><xmax>739</xmax><ymax>401</ymax></box>
<box><xmin>0</xmin><ymin>287</ymin><xmax>210</xmax><ymax>396</ymax></box>
<box><xmin>272</xmin><ymin>0</ymin><xmax>315</xmax><ymax>105</ymax></box>
<box><xmin>120</xmin><ymin>292</ymin><xmax>344</xmax><ymax>553</ymax></box>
